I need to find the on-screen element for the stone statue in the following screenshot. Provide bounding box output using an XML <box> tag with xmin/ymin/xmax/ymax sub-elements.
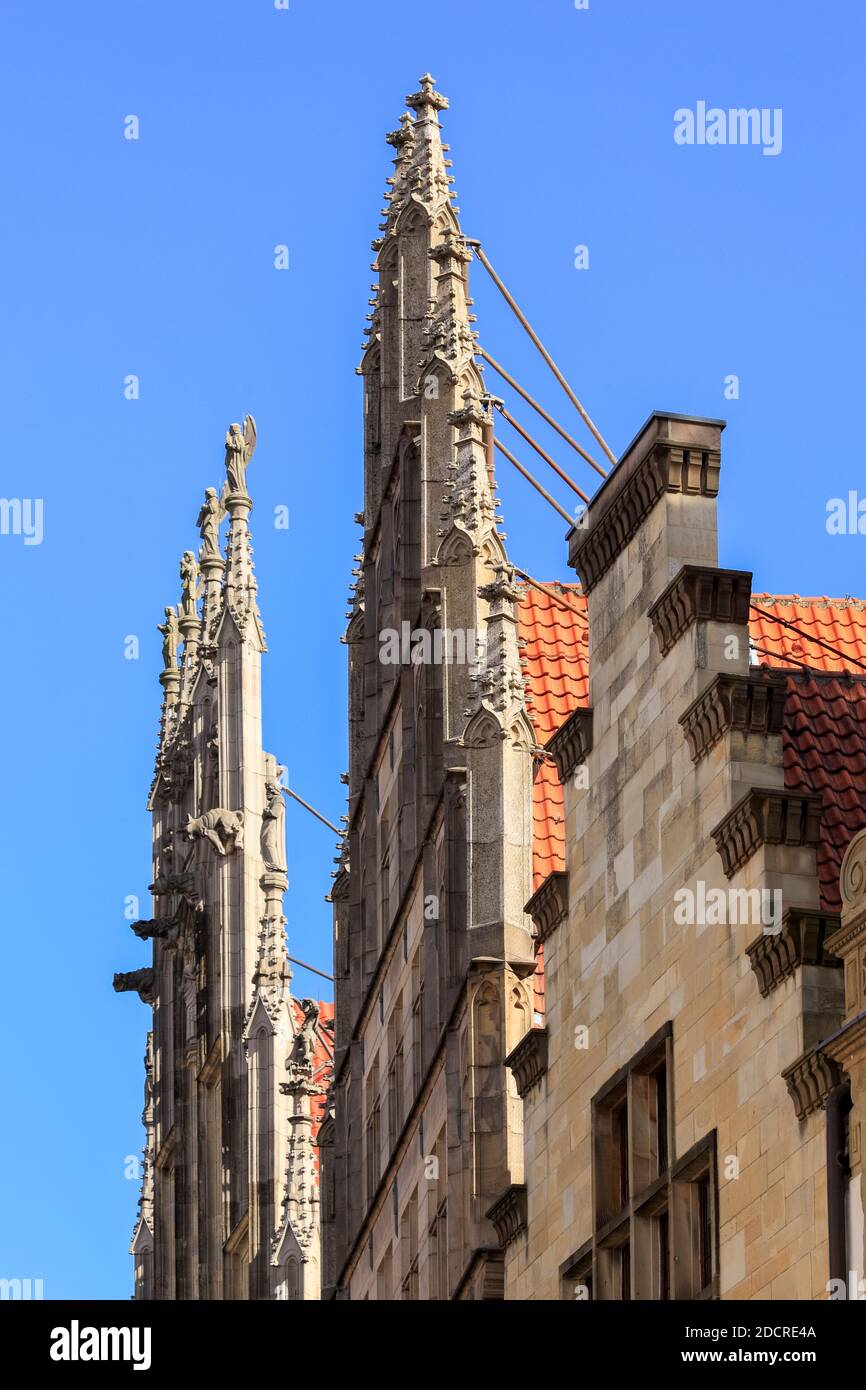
<box><xmin>185</xmin><ymin>807</ymin><xmax>244</xmax><ymax>856</ymax></box>
<box><xmin>196</xmin><ymin>486</ymin><xmax>227</xmax><ymax>561</ymax></box>
<box><xmin>261</xmin><ymin>768</ymin><xmax>287</xmax><ymax>872</ymax></box>
<box><xmin>158</xmin><ymin>607</ymin><xmax>179</xmax><ymax>670</ymax></box>
<box><xmin>293</xmin><ymin>999</ymin><xmax>320</xmax><ymax>1071</ymax></box>
<box><xmin>179</xmin><ymin>550</ymin><xmax>199</xmax><ymax>620</ymax></box>
<box><xmin>225</xmin><ymin>414</ymin><xmax>257</xmax><ymax>496</ymax></box>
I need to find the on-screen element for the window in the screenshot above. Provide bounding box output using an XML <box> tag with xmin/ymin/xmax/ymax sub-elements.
<box><xmin>562</xmin><ymin>1024</ymin><xmax>719</xmax><ymax>1301</ymax></box>
<box><xmin>698</xmin><ymin>1172</ymin><xmax>712</xmax><ymax>1291</ymax></box>
<box><xmin>400</xmin><ymin>1190</ymin><xmax>419</xmax><ymax>1301</ymax></box>
<box><xmin>655</xmin><ymin>1063</ymin><xmax>668</xmax><ymax>1175</ymax></box>
<box><xmin>387</xmin><ymin>994</ymin><xmax>404</xmax><ymax>1154</ymax></box>
<box><xmin>365</xmin><ymin>1058</ymin><xmax>381</xmax><ymax>1204</ymax></box>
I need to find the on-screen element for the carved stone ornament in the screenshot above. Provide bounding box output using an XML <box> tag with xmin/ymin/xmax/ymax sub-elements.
<box><xmin>485</xmin><ymin>1184</ymin><xmax>528</xmax><ymax>1248</ymax></box>
<box><xmin>504</xmin><ymin>1027</ymin><xmax>549</xmax><ymax>1098</ymax></box>
<box><xmin>185</xmin><ymin>808</ymin><xmax>244</xmax><ymax>856</ymax></box>
<box><xmin>711</xmin><ymin>787</ymin><xmax>822</xmax><ymax>878</ymax></box>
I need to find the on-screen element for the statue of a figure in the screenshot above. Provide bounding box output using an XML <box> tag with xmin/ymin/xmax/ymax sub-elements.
<box><xmin>225</xmin><ymin>414</ymin><xmax>257</xmax><ymax>496</ymax></box>
<box><xmin>179</xmin><ymin>550</ymin><xmax>199</xmax><ymax>620</ymax></box>
<box><xmin>158</xmin><ymin>607</ymin><xmax>180</xmax><ymax>670</ymax></box>
<box><xmin>292</xmin><ymin>999</ymin><xmax>320</xmax><ymax>1071</ymax></box>
<box><xmin>261</xmin><ymin>768</ymin><xmax>287</xmax><ymax>872</ymax></box>
<box><xmin>196</xmin><ymin>486</ymin><xmax>227</xmax><ymax>561</ymax></box>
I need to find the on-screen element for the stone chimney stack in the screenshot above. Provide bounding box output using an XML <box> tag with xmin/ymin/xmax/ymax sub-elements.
<box><xmin>569</xmin><ymin>412</ymin><xmax>732</xmax><ymax>707</ymax></box>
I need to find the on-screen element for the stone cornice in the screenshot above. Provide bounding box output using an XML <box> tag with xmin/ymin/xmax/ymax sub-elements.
<box><xmin>524</xmin><ymin>871</ymin><xmax>569</xmax><ymax>944</ymax></box>
<box><xmin>823</xmin><ymin>1011</ymin><xmax>866</xmax><ymax>1073</ymax></box>
<box><xmin>781</xmin><ymin>1046</ymin><xmax>843</xmax><ymax>1121</ymax></box>
<box><xmin>485</xmin><ymin>1184</ymin><xmax>528</xmax><ymax>1248</ymax></box>
<box><xmin>504</xmin><ymin>1027</ymin><xmax>549</xmax><ymax>1098</ymax></box>
<box><xmin>648</xmin><ymin>566</ymin><xmax>752</xmax><ymax>658</ymax></box>
<box><xmin>746</xmin><ymin>908</ymin><xmax>842</xmax><ymax>997</ymax></box>
<box><xmin>545</xmin><ymin>707</ymin><xmax>593</xmax><ymax>784</ymax></box>
<box><xmin>679</xmin><ymin>670</ymin><xmax>787</xmax><ymax>763</ymax></box>
<box><xmin>711</xmin><ymin>786</ymin><xmax>823</xmax><ymax>878</ymax></box>
<box><xmin>568</xmin><ymin>414</ymin><xmax>723</xmax><ymax>592</ymax></box>
<box><xmin>824</xmin><ymin>915</ymin><xmax>866</xmax><ymax>961</ymax></box>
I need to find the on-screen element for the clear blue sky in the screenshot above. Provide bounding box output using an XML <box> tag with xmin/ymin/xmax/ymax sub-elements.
<box><xmin>0</xmin><ymin>0</ymin><xmax>863</xmax><ymax>1299</ymax></box>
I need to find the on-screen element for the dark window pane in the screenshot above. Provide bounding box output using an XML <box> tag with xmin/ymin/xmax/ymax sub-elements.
<box><xmin>698</xmin><ymin>1174</ymin><xmax>712</xmax><ymax>1289</ymax></box>
<box><xmin>616</xmin><ymin>1103</ymin><xmax>629</xmax><ymax>1206</ymax></box>
<box><xmin>656</xmin><ymin>1066</ymin><xmax>668</xmax><ymax>1174</ymax></box>
<box><xmin>658</xmin><ymin>1210</ymin><xmax>670</xmax><ymax>1300</ymax></box>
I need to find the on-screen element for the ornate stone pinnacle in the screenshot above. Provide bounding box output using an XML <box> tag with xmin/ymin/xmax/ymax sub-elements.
<box><xmin>406</xmin><ymin>73</ymin><xmax>449</xmax><ymax>114</ymax></box>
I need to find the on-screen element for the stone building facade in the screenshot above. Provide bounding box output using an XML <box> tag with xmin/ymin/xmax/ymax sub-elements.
<box><xmin>508</xmin><ymin>417</ymin><xmax>866</xmax><ymax>1301</ymax></box>
<box><xmin>323</xmin><ymin>76</ymin><xmax>866</xmax><ymax>1301</ymax></box>
<box><xmin>116</xmin><ymin>420</ymin><xmax>333</xmax><ymax>1301</ymax></box>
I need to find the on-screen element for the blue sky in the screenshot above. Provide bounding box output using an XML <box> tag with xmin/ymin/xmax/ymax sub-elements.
<box><xmin>0</xmin><ymin>0</ymin><xmax>863</xmax><ymax>1299</ymax></box>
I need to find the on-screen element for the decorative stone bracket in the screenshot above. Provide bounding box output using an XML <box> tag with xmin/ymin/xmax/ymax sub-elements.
<box><xmin>545</xmin><ymin>708</ymin><xmax>593</xmax><ymax>784</ymax></box>
<box><xmin>648</xmin><ymin>565</ymin><xmax>752</xmax><ymax>659</ymax></box>
<box><xmin>504</xmin><ymin>1026</ymin><xmax>549</xmax><ymax>1098</ymax></box>
<box><xmin>711</xmin><ymin>786</ymin><xmax>822</xmax><ymax>878</ymax></box>
<box><xmin>524</xmin><ymin>871</ymin><xmax>568</xmax><ymax>945</ymax></box>
<box><xmin>746</xmin><ymin>907</ymin><xmax>842</xmax><ymax>997</ymax></box>
<box><xmin>781</xmin><ymin>1046</ymin><xmax>843</xmax><ymax>1121</ymax></box>
<box><xmin>485</xmin><ymin>1184</ymin><xmax>528</xmax><ymax>1248</ymax></box>
<box><xmin>679</xmin><ymin>670</ymin><xmax>787</xmax><ymax>763</ymax></box>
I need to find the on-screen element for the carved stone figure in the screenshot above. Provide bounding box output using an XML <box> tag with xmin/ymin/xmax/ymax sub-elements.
<box><xmin>185</xmin><ymin>807</ymin><xmax>244</xmax><ymax>856</ymax></box>
<box><xmin>197</xmin><ymin>486</ymin><xmax>227</xmax><ymax>561</ymax></box>
<box><xmin>261</xmin><ymin>769</ymin><xmax>287</xmax><ymax>872</ymax></box>
<box><xmin>113</xmin><ymin>969</ymin><xmax>155</xmax><ymax>1005</ymax></box>
<box><xmin>179</xmin><ymin>550</ymin><xmax>200</xmax><ymax>620</ymax></box>
<box><xmin>202</xmin><ymin>720</ymin><xmax>219</xmax><ymax>811</ymax></box>
<box><xmin>158</xmin><ymin>607</ymin><xmax>179</xmax><ymax>670</ymax></box>
<box><xmin>130</xmin><ymin>916</ymin><xmax>179</xmax><ymax>942</ymax></box>
<box><xmin>225</xmin><ymin>414</ymin><xmax>257</xmax><ymax>496</ymax></box>
<box><xmin>291</xmin><ymin>999</ymin><xmax>320</xmax><ymax>1073</ymax></box>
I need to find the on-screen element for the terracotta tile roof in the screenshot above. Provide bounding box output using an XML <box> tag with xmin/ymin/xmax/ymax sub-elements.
<box><xmin>779</xmin><ymin>673</ymin><xmax>866</xmax><ymax>911</ymax></box>
<box><xmin>517</xmin><ymin>581</ymin><xmax>588</xmax><ymax>894</ymax></box>
<box><xmin>518</xmin><ymin>585</ymin><xmax>866</xmax><ymax>1007</ymax></box>
<box><xmin>752</xmin><ymin>596</ymin><xmax>866</xmax><ymax>911</ymax></box>
<box><xmin>750</xmin><ymin>594</ymin><xmax>866</xmax><ymax>673</ymax></box>
<box><xmin>518</xmin><ymin>582</ymin><xmax>587</xmax><ymax>1021</ymax></box>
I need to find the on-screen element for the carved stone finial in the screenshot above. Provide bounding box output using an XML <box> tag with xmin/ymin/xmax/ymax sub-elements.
<box><xmin>406</xmin><ymin>73</ymin><xmax>449</xmax><ymax>115</ymax></box>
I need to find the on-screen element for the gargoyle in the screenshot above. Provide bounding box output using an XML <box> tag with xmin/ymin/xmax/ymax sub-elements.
<box><xmin>130</xmin><ymin>916</ymin><xmax>179</xmax><ymax>943</ymax></box>
<box><xmin>113</xmin><ymin>969</ymin><xmax>155</xmax><ymax>1005</ymax></box>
